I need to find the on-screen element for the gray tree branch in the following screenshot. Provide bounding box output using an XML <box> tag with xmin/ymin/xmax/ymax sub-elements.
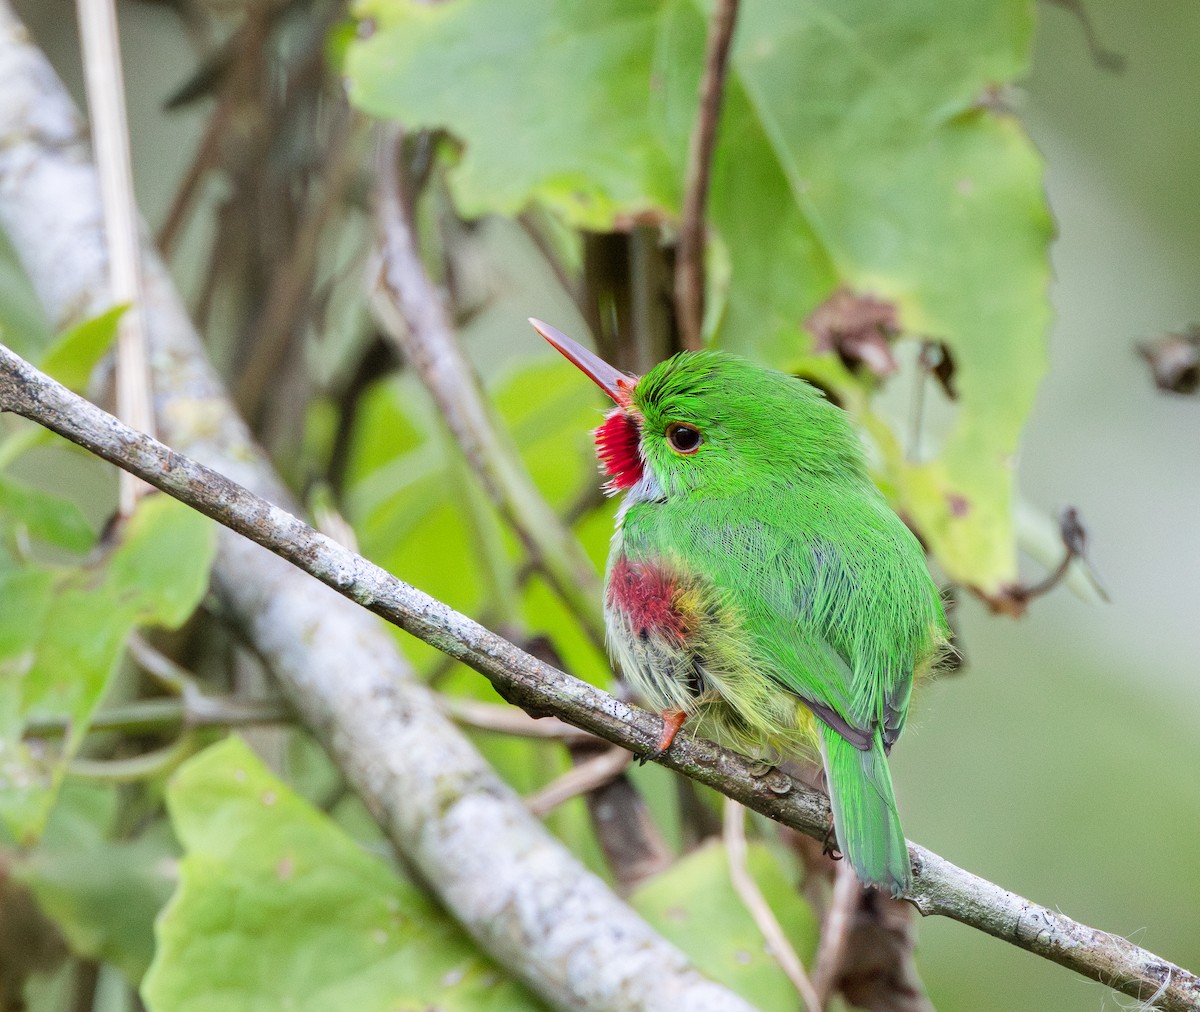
<box><xmin>0</xmin><ymin>344</ymin><xmax>1196</xmax><ymax>1012</ymax></box>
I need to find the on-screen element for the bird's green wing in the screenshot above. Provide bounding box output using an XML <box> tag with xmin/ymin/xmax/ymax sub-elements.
<box><xmin>628</xmin><ymin>500</ymin><xmax>919</xmax><ymax>745</ymax></box>
<box><xmin>757</xmin><ymin>531</ymin><xmax>919</xmax><ymax>742</ymax></box>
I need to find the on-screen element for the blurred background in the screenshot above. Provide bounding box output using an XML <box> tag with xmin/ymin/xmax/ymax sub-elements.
<box><xmin>1</xmin><ymin>0</ymin><xmax>1197</xmax><ymax>1009</ymax></box>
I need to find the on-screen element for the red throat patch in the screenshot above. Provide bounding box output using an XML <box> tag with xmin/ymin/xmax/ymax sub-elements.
<box><xmin>594</xmin><ymin>409</ymin><xmax>643</xmax><ymax>491</ymax></box>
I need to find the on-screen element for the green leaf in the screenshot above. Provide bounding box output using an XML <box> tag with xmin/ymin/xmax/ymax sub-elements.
<box><xmin>13</xmin><ymin>781</ymin><xmax>176</xmax><ymax>982</ymax></box>
<box><xmin>630</xmin><ymin>838</ymin><xmax>818</xmax><ymax>1010</ymax></box>
<box><xmin>142</xmin><ymin>737</ymin><xmax>538</xmax><ymax>1012</ymax></box>
<box><xmin>0</xmin><ymin>568</ymin><xmax>54</xmax><ymax>665</ymax></box>
<box><xmin>103</xmin><ymin>494</ymin><xmax>216</xmax><ymax>629</ymax></box>
<box><xmin>349</xmin><ymin>0</ymin><xmax>689</xmax><ymax>229</ymax></box>
<box><xmin>0</xmin><ymin>495</ymin><xmax>216</xmax><ymax>841</ymax></box>
<box><xmin>38</xmin><ymin>305</ymin><xmax>125</xmax><ymax>391</ymax></box>
<box><xmin>346</xmin><ymin>0</ymin><xmax>1052</xmax><ymax>591</ymax></box>
<box><xmin>0</xmin><ymin>474</ymin><xmax>96</xmax><ymax>555</ymax></box>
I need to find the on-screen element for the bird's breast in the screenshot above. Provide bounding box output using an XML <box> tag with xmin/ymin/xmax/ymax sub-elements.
<box><xmin>605</xmin><ymin>556</ymin><xmax>700</xmax><ymax>646</ymax></box>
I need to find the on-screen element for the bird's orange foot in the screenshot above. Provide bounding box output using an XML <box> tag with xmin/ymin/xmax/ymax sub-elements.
<box><xmin>638</xmin><ymin>708</ymin><xmax>687</xmax><ymax>765</ymax></box>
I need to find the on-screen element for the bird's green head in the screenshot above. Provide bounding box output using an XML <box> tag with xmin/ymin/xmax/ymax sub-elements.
<box><xmin>530</xmin><ymin>320</ymin><xmax>866</xmax><ymax>501</ymax></box>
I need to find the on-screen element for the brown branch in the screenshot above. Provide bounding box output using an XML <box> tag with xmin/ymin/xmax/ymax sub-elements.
<box><xmin>233</xmin><ymin>106</ymin><xmax>359</xmax><ymax>420</ymax></box>
<box><xmin>0</xmin><ymin>345</ymin><xmax>1197</xmax><ymax>1012</ymax></box>
<box><xmin>156</xmin><ymin>82</ymin><xmax>233</xmax><ymax>257</ymax></box>
<box><xmin>567</xmin><ymin>737</ymin><xmax>674</xmax><ymax>894</ymax></box>
<box><xmin>674</xmin><ymin>0</ymin><xmax>739</xmax><ymax>351</ymax></box>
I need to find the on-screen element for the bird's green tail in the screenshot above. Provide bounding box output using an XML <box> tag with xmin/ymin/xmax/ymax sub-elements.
<box><xmin>818</xmin><ymin>724</ymin><xmax>911</xmax><ymax>897</ymax></box>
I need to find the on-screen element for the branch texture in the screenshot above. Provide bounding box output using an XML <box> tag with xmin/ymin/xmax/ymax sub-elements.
<box><xmin>0</xmin><ymin>346</ymin><xmax>1197</xmax><ymax>1012</ymax></box>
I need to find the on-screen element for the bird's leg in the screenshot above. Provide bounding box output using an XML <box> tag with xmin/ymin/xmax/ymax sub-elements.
<box><xmin>816</xmin><ymin>765</ymin><xmax>841</xmax><ymax>858</ymax></box>
<box><xmin>639</xmin><ymin>707</ymin><xmax>687</xmax><ymax>765</ymax></box>
<box><xmin>821</xmin><ymin>820</ymin><xmax>842</xmax><ymax>861</ymax></box>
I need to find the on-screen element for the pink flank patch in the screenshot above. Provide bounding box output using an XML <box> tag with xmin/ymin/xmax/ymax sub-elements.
<box><xmin>607</xmin><ymin>557</ymin><xmax>693</xmax><ymax>645</ymax></box>
<box><xmin>594</xmin><ymin>409</ymin><xmax>643</xmax><ymax>491</ymax></box>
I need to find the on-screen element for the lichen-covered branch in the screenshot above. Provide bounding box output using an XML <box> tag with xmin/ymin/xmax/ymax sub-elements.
<box><xmin>0</xmin><ymin>344</ymin><xmax>1197</xmax><ymax>1012</ymax></box>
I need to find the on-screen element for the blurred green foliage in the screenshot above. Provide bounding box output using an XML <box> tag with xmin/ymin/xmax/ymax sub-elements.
<box><xmin>0</xmin><ymin>492</ymin><xmax>215</xmax><ymax>841</ymax></box>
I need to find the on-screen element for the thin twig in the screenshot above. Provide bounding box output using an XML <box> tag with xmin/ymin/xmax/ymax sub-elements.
<box><xmin>518</xmin><ymin>209</ymin><xmax>580</xmax><ymax>309</ymax></box>
<box><xmin>526</xmin><ymin>745</ymin><xmax>631</xmax><ymax>817</ymax></box>
<box><xmin>156</xmin><ymin>89</ymin><xmax>233</xmax><ymax>258</ymax></box>
<box><xmin>675</xmin><ymin>0</ymin><xmax>740</xmax><ymax>351</ymax></box>
<box><xmin>66</xmin><ymin>734</ymin><xmax>196</xmax><ymax>783</ymax></box>
<box><xmin>723</xmin><ymin>800</ymin><xmax>820</xmax><ymax>1011</ymax></box>
<box><xmin>127</xmin><ymin>633</ymin><xmax>200</xmax><ymax>698</ymax></box>
<box><xmin>812</xmin><ymin>859</ymin><xmax>860</xmax><ymax>1006</ymax></box>
<box><xmin>76</xmin><ymin>0</ymin><xmax>155</xmax><ymax>515</ymax></box>
<box><xmin>23</xmin><ymin>695</ymin><xmax>290</xmax><ymax>737</ymax></box>
<box><xmin>443</xmin><ymin>697</ymin><xmax>596</xmax><ymax>743</ymax></box>
<box><xmin>0</xmin><ymin>347</ymin><xmax>1196</xmax><ymax>1011</ymax></box>
<box><xmin>374</xmin><ymin>126</ymin><xmax>606</xmax><ymax>649</ymax></box>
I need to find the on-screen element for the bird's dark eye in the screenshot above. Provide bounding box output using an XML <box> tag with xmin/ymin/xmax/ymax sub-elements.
<box><xmin>666</xmin><ymin>423</ymin><xmax>703</xmax><ymax>454</ymax></box>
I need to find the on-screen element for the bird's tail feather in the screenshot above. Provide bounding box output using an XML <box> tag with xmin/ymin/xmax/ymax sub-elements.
<box><xmin>818</xmin><ymin>723</ymin><xmax>911</xmax><ymax>896</ymax></box>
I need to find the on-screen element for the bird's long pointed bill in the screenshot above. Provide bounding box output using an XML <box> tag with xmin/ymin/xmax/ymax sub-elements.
<box><xmin>529</xmin><ymin>318</ymin><xmax>635</xmax><ymax>405</ymax></box>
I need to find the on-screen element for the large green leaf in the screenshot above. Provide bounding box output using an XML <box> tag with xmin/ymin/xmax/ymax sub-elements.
<box><xmin>346</xmin><ymin>0</ymin><xmax>1052</xmax><ymax>591</ymax></box>
<box><xmin>0</xmin><ymin>494</ymin><xmax>216</xmax><ymax>841</ymax></box>
<box><xmin>142</xmin><ymin>737</ymin><xmax>537</xmax><ymax>1011</ymax></box>
<box><xmin>349</xmin><ymin>0</ymin><xmax>690</xmax><ymax>228</ymax></box>
<box><xmin>630</xmin><ymin>837</ymin><xmax>818</xmax><ymax>1010</ymax></box>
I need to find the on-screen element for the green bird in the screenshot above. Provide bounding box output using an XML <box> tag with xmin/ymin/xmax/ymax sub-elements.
<box><xmin>531</xmin><ymin>319</ymin><xmax>949</xmax><ymax>896</ymax></box>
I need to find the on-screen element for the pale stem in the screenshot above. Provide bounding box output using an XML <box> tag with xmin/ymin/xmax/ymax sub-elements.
<box><xmin>443</xmin><ymin>697</ymin><xmax>597</xmax><ymax>743</ymax></box>
<box><xmin>723</xmin><ymin>799</ymin><xmax>820</xmax><ymax>1012</ymax></box>
<box><xmin>75</xmin><ymin>0</ymin><xmax>154</xmax><ymax>513</ymax></box>
<box><xmin>374</xmin><ymin>126</ymin><xmax>607</xmax><ymax>649</ymax></box>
